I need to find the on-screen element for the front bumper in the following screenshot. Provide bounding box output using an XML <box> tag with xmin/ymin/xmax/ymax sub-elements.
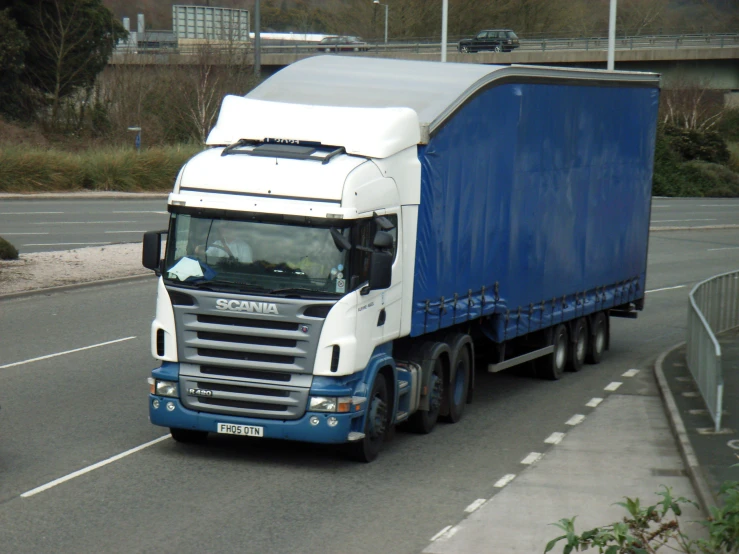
<box><xmin>149</xmin><ymin>396</ymin><xmax>365</xmax><ymax>444</ymax></box>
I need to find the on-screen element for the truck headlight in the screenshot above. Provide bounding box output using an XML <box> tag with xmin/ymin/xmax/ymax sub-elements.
<box><xmin>154</xmin><ymin>379</ymin><xmax>178</xmax><ymax>398</ymax></box>
<box><xmin>309</xmin><ymin>396</ymin><xmax>352</xmax><ymax>413</ymax></box>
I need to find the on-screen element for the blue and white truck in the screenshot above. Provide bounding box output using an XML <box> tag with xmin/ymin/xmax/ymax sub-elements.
<box><xmin>142</xmin><ymin>56</ymin><xmax>660</xmax><ymax>462</ymax></box>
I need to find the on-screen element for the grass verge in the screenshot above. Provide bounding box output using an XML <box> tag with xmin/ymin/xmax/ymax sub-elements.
<box><xmin>0</xmin><ymin>145</ymin><xmax>201</xmax><ymax>192</ymax></box>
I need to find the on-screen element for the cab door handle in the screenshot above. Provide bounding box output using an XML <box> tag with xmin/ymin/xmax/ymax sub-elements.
<box><xmin>377</xmin><ymin>309</ymin><xmax>386</xmax><ymax>326</ymax></box>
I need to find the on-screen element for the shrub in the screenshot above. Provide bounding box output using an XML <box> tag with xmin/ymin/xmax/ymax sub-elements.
<box><xmin>0</xmin><ymin>236</ymin><xmax>19</xmax><ymax>260</ymax></box>
<box><xmin>717</xmin><ymin>108</ymin><xmax>739</xmax><ymax>143</ymax></box>
<box><xmin>545</xmin><ymin>482</ymin><xmax>739</xmax><ymax>554</ymax></box>
<box><xmin>664</xmin><ymin>125</ymin><xmax>730</xmax><ymax>165</ymax></box>
<box><xmin>680</xmin><ymin>161</ymin><xmax>739</xmax><ymax>197</ymax></box>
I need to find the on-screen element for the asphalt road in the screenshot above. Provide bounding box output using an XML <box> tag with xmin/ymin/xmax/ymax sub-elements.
<box><xmin>1</xmin><ymin>226</ymin><xmax>738</xmax><ymax>553</ymax></box>
<box><xmin>0</xmin><ymin>198</ymin><xmax>168</xmax><ymax>254</ymax></box>
<box><xmin>2</xmin><ymin>197</ymin><xmax>739</xmax><ymax>254</ymax></box>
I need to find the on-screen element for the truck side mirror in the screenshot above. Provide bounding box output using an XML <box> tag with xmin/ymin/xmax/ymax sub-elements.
<box><xmin>142</xmin><ymin>230</ymin><xmax>166</xmax><ymax>272</ymax></box>
<box><xmin>373</xmin><ymin>231</ymin><xmax>393</xmax><ymax>249</ymax></box>
<box><xmin>368</xmin><ymin>251</ymin><xmax>392</xmax><ymax>291</ymax></box>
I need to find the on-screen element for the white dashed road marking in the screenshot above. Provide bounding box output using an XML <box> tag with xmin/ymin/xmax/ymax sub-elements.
<box><xmin>521</xmin><ymin>452</ymin><xmax>543</xmax><ymax>465</ymax></box>
<box><xmin>464</xmin><ymin>499</ymin><xmax>487</xmax><ymax>513</ymax></box>
<box><xmin>544</xmin><ymin>432</ymin><xmax>566</xmax><ymax>444</ymax></box>
<box><xmin>586</xmin><ymin>397</ymin><xmax>603</xmax><ymax>408</ymax></box>
<box><xmin>605</xmin><ymin>382</ymin><xmax>622</xmax><ymax>391</ymax></box>
<box><xmin>565</xmin><ymin>414</ymin><xmax>586</xmax><ymax>426</ymax></box>
<box><xmin>494</xmin><ymin>474</ymin><xmax>516</xmax><ymax>488</ymax></box>
<box><xmin>622</xmin><ymin>369</ymin><xmax>640</xmax><ymax>377</ymax></box>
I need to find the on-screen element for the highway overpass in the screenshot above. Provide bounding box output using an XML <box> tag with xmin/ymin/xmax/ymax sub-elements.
<box><xmin>109</xmin><ymin>33</ymin><xmax>739</xmax><ymax>90</ymax></box>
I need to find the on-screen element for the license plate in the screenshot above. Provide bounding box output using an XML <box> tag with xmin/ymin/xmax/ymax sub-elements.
<box><xmin>217</xmin><ymin>423</ymin><xmax>264</xmax><ymax>437</ymax></box>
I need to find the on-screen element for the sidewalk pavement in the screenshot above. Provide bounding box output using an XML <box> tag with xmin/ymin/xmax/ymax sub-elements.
<box><xmin>659</xmin><ymin>329</ymin><xmax>739</xmax><ymax>505</ymax></box>
<box><xmin>422</xmin><ymin>334</ymin><xmax>739</xmax><ymax>554</ymax></box>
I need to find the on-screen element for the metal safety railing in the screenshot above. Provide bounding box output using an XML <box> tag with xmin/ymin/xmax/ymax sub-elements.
<box><xmin>686</xmin><ymin>270</ymin><xmax>739</xmax><ymax>432</ymax></box>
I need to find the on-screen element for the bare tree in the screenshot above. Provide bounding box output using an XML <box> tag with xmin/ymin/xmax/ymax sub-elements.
<box><xmin>662</xmin><ymin>73</ymin><xmax>726</xmax><ymax>132</ymax></box>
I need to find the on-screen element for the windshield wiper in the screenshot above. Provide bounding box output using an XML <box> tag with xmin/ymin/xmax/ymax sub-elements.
<box><xmin>269</xmin><ymin>287</ymin><xmax>339</xmax><ymax>298</ymax></box>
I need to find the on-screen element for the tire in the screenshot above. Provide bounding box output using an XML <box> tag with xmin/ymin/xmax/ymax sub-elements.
<box><xmin>460</xmin><ymin>45</ymin><xmax>469</xmax><ymax>53</ymax></box>
<box><xmin>324</xmin><ymin>48</ymin><xmax>331</xmax><ymax>52</ymax></box>
<box><xmin>353</xmin><ymin>47</ymin><xmax>359</xmax><ymax>52</ymax></box>
<box><xmin>405</xmin><ymin>357</ymin><xmax>444</xmax><ymax>434</ymax></box>
<box><xmin>444</xmin><ymin>346</ymin><xmax>470</xmax><ymax>423</ymax></box>
<box><xmin>567</xmin><ymin>319</ymin><xmax>588</xmax><ymax>372</ymax></box>
<box><xmin>170</xmin><ymin>428</ymin><xmax>208</xmax><ymax>444</ymax></box>
<box><xmin>347</xmin><ymin>374</ymin><xmax>389</xmax><ymax>462</ymax></box>
<box><xmin>587</xmin><ymin>312</ymin><xmax>607</xmax><ymax>364</ymax></box>
<box><xmin>493</xmin><ymin>45</ymin><xmax>502</xmax><ymax>52</ymax></box>
<box><xmin>537</xmin><ymin>324</ymin><xmax>568</xmax><ymax>380</ymax></box>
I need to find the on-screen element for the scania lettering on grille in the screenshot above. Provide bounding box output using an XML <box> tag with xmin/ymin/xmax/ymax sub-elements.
<box><xmin>215</xmin><ymin>299</ymin><xmax>279</xmax><ymax>314</ymax></box>
<box><xmin>188</xmin><ymin>387</ymin><xmax>213</xmax><ymax>397</ymax></box>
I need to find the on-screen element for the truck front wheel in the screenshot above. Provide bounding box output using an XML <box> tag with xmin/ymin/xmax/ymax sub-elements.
<box><xmin>347</xmin><ymin>374</ymin><xmax>389</xmax><ymax>462</ymax></box>
<box><xmin>170</xmin><ymin>428</ymin><xmax>208</xmax><ymax>444</ymax></box>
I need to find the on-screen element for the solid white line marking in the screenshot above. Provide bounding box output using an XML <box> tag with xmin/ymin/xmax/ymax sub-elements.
<box><xmin>651</xmin><ymin>219</ymin><xmax>717</xmax><ymax>223</ymax></box>
<box><xmin>605</xmin><ymin>382</ymin><xmax>623</xmax><ymax>391</ymax></box>
<box><xmin>430</xmin><ymin>526</ymin><xmax>453</xmax><ymax>542</ymax></box>
<box><xmin>104</xmin><ymin>230</ymin><xmax>147</xmax><ymax>234</ymax></box>
<box><xmin>545</xmin><ymin>432</ymin><xmax>566</xmax><ymax>445</ymax></box>
<box><xmin>494</xmin><ymin>474</ymin><xmax>516</xmax><ymax>488</ymax></box>
<box><xmin>112</xmin><ymin>211</ymin><xmax>168</xmax><ymax>214</ymax></box>
<box><xmin>565</xmin><ymin>414</ymin><xmax>586</xmax><ymax>426</ymax></box>
<box><xmin>32</xmin><ymin>221</ymin><xmax>137</xmax><ymax>225</ymax></box>
<box><xmin>700</xmin><ymin>204</ymin><xmax>739</xmax><ymax>207</ymax></box>
<box><xmin>586</xmin><ymin>397</ymin><xmax>604</xmax><ymax>408</ymax></box>
<box><xmin>464</xmin><ymin>499</ymin><xmax>487</xmax><ymax>513</ymax></box>
<box><xmin>22</xmin><ymin>242</ymin><xmax>113</xmax><ymax>247</ymax></box>
<box><xmin>21</xmin><ymin>435</ymin><xmax>170</xmax><ymax>498</ymax></box>
<box><xmin>646</xmin><ymin>285</ymin><xmax>686</xmax><ymax>293</ymax></box>
<box><xmin>708</xmin><ymin>247</ymin><xmax>739</xmax><ymax>252</ymax></box>
<box><xmin>521</xmin><ymin>452</ymin><xmax>543</xmax><ymax>465</ymax></box>
<box><xmin>0</xmin><ymin>212</ymin><xmax>64</xmax><ymax>215</ymax></box>
<box><xmin>0</xmin><ymin>337</ymin><xmax>136</xmax><ymax>370</ymax></box>
<box><xmin>622</xmin><ymin>369</ymin><xmax>640</xmax><ymax>377</ymax></box>
<box><xmin>0</xmin><ymin>232</ymin><xmax>49</xmax><ymax>235</ymax></box>
<box><xmin>651</xmin><ymin>206</ymin><xmax>670</xmax><ymax>208</ymax></box>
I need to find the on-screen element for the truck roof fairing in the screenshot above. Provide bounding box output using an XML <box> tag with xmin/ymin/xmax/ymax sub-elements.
<box><xmin>207</xmin><ymin>56</ymin><xmax>659</xmax><ymax>159</ymax></box>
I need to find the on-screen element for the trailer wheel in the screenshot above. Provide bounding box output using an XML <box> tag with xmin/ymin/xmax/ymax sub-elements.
<box><xmin>587</xmin><ymin>312</ymin><xmax>607</xmax><ymax>364</ymax></box>
<box><xmin>460</xmin><ymin>45</ymin><xmax>470</xmax><ymax>53</ymax></box>
<box><xmin>493</xmin><ymin>45</ymin><xmax>502</xmax><ymax>52</ymax></box>
<box><xmin>347</xmin><ymin>373</ymin><xmax>389</xmax><ymax>462</ymax></box>
<box><xmin>170</xmin><ymin>428</ymin><xmax>208</xmax><ymax>444</ymax></box>
<box><xmin>405</xmin><ymin>357</ymin><xmax>444</xmax><ymax>434</ymax></box>
<box><xmin>567</xmin><ymin>319</ymin><xmax>588</xmax><ymax>372</ymax></box>
<box><xmin>444</xmin><ymin>346</ymin><xmax>470</xmax><ymax>423</ymax></box>
<box><xmin>538</xmin><ymin>324</ymin><xmax>568</xmax><ymax>380</ymax></box>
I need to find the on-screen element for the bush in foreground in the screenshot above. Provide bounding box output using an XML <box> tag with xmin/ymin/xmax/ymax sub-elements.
<box><xmin>0</xmin><ymin>236</ymin><xmax>19</xmax><ymax>260</ymax></box>
<box><xmin>545</xmin><ymin>482</ymin><xmax>739</xmax><ymax>554</ymax></box>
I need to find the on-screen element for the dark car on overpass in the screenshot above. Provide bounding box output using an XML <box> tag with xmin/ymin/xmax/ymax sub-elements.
<box><xmin>317</xmin><ymin>36</ymin><xmax>369</xmax><ymax>52</ymax></box>
<box><xmin>458</xmin><ymin>29</ymin><xmax>520</xmax><ymax>53</ymax></box>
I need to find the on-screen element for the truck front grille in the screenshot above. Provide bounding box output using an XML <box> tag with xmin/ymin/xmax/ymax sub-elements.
<box><xmin>170</xmin><ymin>288</ymin><xmax>334</xmax><ymax>420</ymax></box>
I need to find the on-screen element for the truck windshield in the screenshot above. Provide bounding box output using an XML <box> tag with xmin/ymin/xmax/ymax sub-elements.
<box><xmin>163</xmin><ymin>212</ymin><xmax>353</xmax><ymax>297</ymax></box>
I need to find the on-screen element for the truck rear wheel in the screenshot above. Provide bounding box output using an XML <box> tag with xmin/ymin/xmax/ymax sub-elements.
<box><xmin>537</xmin><ymin>324</ymin><xmax>568</xmax><ymax>380</ymax></box>
<box><xmin>347</xmin><ymin>373</ymin><xmax>389</xmax><ymax>462</ymax></box>
<box><xmin>170</xmin><ymin>428</ymin><xmax>208</xmax><ymax>444</ymax></box>
<box><xmin>405</xmin><ymin>357</ymin><xmax>444</xmax><ymax>434</ymax></box>
<box><xmin>444</xmin><ymin>345</ymin><xmax>470</xmax><ymax>423</ymax></box>
<box><xmin>586</xmin><ymin>312</ymin><xmax>607</xmax><ymax>364</ymax></box>
<box><xmin>567</xmin><ymin>319</ymin><xmax>588</xmax><ymax>372</ymax></box>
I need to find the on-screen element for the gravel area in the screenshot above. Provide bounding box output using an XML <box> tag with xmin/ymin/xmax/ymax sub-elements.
<box><xmin>0</xmin><ymin>243</ymin><xmax>149</xmax><ymax>295</ymax></box>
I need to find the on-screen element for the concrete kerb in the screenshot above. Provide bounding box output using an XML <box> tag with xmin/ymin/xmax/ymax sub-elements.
<box><xmin>654</xmin><ymin>342</ymin><xmax>718</xmax><ymax>513</ymax></box>
<box><xmin>0</xmin><ymin>273</ymin><xmax>154</xmax><ymax>302</ymax></box>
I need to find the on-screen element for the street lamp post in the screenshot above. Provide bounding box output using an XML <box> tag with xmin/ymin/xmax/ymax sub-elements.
<box><xmin>441</xmin><ymin>0</ymin><xmax>448</xmax><ymax>62</ymax></box>
<box><xmin>373</xmin><ymin>0</ymin><xmax>388</xmax><ymax>44</ymax></box>
<box><xmin>607</xmin><ymin>0</ymin><xmax>617</xmax><ymax>70</ymax></box>
<box><xmin>127</xmin><ymin>126</ymin><xmax>141</xmax><ymax>152</ymax></box>
<box><xmin>254</xmin><ymin>0</ymin><xmax>261</xmax><ymax>76</ymax></box>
